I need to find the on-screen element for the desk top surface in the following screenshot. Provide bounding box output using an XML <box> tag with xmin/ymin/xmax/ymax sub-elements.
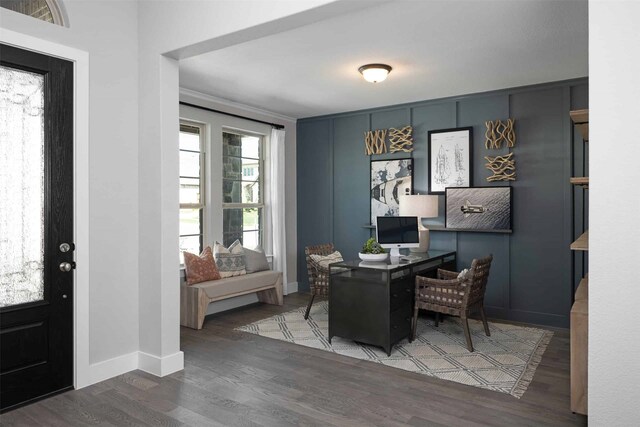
<box><xmin>332</xmin><ymin>250</ymin><xmax>456</xmax><ymax>272</ymax></box>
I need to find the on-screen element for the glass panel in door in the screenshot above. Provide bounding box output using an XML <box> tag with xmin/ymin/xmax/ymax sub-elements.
<box><xmin>0</xmin><ymin>65</ymin><xmax>45</xmax><ymax>307</ymax></box>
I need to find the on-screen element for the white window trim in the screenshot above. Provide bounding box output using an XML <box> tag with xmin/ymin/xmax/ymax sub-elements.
<box><xmin>221</xmin><ymin>128</ymin><xmax>265</xmax><ymax>249</ymax></box>
<box><xmin>179</xmin><ymin>104</ymin><xmax>273</xmax><ymax>257</ymax></box>
<box><xmin>179</xmin><ymin>120</ymin><xmax>206</xmax><ymax>265</ymax></box>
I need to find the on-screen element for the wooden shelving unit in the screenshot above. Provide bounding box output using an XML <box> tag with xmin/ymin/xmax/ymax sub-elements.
<box><xmin>570</xmin><ymin>109</ymin><xmax>589</xmax><ymax>123</ymax></box>
<box><xmin>570</xmin><ymin>177</ymin><xmax>589</xmax><ymax>187</ymax></box>
<box><xmin>570</xmin><ymin>109</ymin><xmax>589</xmax><ymax>142</ymax></box>
<box><xmin>570</xmin><ymin>230</ymin><xmax>589</xmax><ymax>251</ymax></box>
<box><xmin>570</xmin><ymin>109</ymin><xmax>589</xmax><ymax>416</ymax></box>
<box><xmin>427</xmin><ymin>225</ymin><xmax>512</xmax><ymax>234</ymax></box>
<box><xmin>575</xmin><ymin>275</ymin><xmax>588</xmax><ymax>301</ymax></box>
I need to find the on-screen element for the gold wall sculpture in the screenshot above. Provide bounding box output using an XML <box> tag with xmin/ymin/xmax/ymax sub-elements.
<box><xmin>485</xmin><ymin>152</ymin><xmax>516</xmax><ymax>181</ymax></box>
<box><xmin>364</xmin><ymin>129</ymin><xmax>388</xmax><ymax>155</ymax></box>
<box><xmin>484</xmin><ymin>118</ymin><xmax>516</xmax><ymax>149</ymax></box>
<box><xmin>388</xmin><ymin>126</ymin><xmax>414</xmax><ymax>153</ymax></box>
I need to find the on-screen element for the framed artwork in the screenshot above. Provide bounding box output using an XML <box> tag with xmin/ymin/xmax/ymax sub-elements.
<box><xmin>370</xmin><ymin>158</ymin><xmax>413</xmax><ymax>225</ymax></box>
<box><xmin>428</xmin><ymin>127</ymin><xmax>473</xmax><ymax>195</ymax></box>
<box><xmin>445</xmin><ymin>186</ymin><xmax>512</xmax><ymax>231</ymax></box>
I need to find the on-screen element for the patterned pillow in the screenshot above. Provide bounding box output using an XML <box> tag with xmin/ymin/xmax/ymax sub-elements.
<box><xmin>213</xmin><ymin>240</ymin><xmax>246</xmax><ymax>278</ymax></box>
<box><xmin>183</xmin><ymin>246</ymin><xmax>221</xmax><ymax>285</ymax></box>
<box><xmin>309</xmin><ymin>251</ymin><xmax>343</xmax><ymax>270</ymax></box>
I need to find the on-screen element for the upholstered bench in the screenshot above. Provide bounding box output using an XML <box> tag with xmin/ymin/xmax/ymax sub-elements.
<box><xmin>180</xmin><ymin>270</ymin><xmax>283</xmax><ymax>330</ymax></box>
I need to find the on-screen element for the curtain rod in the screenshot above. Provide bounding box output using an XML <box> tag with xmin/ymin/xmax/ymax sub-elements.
<box><xmin>179</xmin><ymin>101</ymin><xmax>285</xmax><ymax>130</ymax></box>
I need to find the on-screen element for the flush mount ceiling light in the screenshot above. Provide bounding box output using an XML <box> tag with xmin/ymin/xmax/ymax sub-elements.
<box><xmin>358</xmin><ymin>63</ymin><xmax>392</xmax><ymax>83</ymax></box>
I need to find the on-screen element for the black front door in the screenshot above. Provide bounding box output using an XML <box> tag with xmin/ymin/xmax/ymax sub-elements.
<box><xmin>0</xmin><ymin>44</ymin><xmax>74</xmax><ymax>412</ymax></box>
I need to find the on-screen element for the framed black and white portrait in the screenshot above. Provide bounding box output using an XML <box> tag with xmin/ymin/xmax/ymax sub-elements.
<box><xmin>428</xmin><ymin>127</ymin><xmax>473</xmax><ymax>195</ymax></box>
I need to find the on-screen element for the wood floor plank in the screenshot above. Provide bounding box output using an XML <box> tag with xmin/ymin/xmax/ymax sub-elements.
<box><xmin>0</xmin><ymin>293</ymin><xmax>587</xmax><ymax>426</ymax></box>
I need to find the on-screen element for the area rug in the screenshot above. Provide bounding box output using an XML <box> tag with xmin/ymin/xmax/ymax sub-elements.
<box><xmin>236</xmin><ymin>301</ymin><xmax>553</xmax><ymax>398</ymax></box>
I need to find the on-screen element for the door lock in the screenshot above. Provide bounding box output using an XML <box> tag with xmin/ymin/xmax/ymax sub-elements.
<box><xmin>59</xmin><ymin>262</ymin><xmax>76</xmax><ymax>272</ymax></box>
<box><xmin>59</xmin><ymin>243</ymin><xmax>75</xmax><ymax>253</ymax></box>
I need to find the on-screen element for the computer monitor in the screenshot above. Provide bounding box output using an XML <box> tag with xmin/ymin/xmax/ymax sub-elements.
<box><xmin>376</xmin><ymin>216</ymin><xmax>420</xmax><ymax>258</ymax></box>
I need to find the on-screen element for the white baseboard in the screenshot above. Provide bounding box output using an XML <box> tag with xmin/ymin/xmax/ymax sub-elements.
<box><xmin>86</xmin><ymin>350</ymin><xmax>184</xmax><ymax>387</ymax></box>
<box><xmin>287</xmin><ymin>281</ymin><xmax>298</xmax><ymax>294</ymax></box>
<box><xmin>138</xmin><ymin>351</ymin><xmax>184</xmax><ymax>377</ymax></box>
<box><xmin>87</xmin><ymin>351</ymin><xmax>138</xmax><ymax>386</ymax></box>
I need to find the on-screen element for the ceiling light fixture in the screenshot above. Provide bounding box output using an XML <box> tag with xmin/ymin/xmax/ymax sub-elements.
<box><xmin>358</xmin><ymin>63</ymin><xmax>392</xmax><ymax>83</ymax></box>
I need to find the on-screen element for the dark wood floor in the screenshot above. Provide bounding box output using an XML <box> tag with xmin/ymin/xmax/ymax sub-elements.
<box><xmin>1</xmin><ymin>293</ymin><xmax>587</xmax><ymax>426</ymax></box>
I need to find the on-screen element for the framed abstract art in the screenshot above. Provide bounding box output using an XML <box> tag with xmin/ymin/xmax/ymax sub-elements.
<box><xmin>370</xmin><ymin>158</ymin><xmax>413</xmax><ymax>225</ymax></box>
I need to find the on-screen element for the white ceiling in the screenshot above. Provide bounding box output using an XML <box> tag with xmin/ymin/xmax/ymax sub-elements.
<box><xmin>179</xmin><ymin>0</ymin><xmax>588</xmax><ymax>119</ymax></box>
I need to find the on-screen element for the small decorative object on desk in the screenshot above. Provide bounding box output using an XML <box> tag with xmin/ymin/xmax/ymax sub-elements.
<box><xmin>359</xmin><ymin>238</ymin><xmax>388</xmax><ymax>261</ymax></box>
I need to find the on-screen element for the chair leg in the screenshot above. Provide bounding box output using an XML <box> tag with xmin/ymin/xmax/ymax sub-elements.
<box><xmin>480</xmin><ymin>306</ymin><xmax>491</xmax><ymax>337</ymax></box>
<box><xmin>462</xmin><ymin>316</ymin><xmax>474</xmax><ymax>352</ymax></box>
<box><xmin>434</xmin><ymin>312</ymin><xmax>440</xmax><ymax>327</ymax></box>
<box><xmin>304</xmin><ymin>294</ymin><xmax>315</xmax><ymax>320</ymax></box>
<box><xmin>411</xmin><ymin>307</ymin><xmax>419</xmax><ymax>341</ymax></box>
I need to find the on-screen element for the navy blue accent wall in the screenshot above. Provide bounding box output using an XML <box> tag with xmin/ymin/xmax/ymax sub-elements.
<box><xmin>297</xmin><ymin>79</ymin><xmax>588</xmax><ymax>328</ymax></box>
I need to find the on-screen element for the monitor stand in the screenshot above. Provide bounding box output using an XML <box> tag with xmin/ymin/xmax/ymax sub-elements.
<box><xmin>389</xmin><ymin>247</ymin><xmax>402</xmax><ymax>258</ymax></box>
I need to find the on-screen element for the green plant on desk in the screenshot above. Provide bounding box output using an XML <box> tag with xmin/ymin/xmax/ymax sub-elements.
<box><xmin>361</xmin><ymin>238</ymin><xmax>386</xmax><ymax>254</ymax></box>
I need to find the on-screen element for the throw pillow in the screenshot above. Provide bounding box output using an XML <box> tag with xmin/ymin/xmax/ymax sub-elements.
<box><xmin>183</xmin><ymin>246</ymin><xmax>221</xmax><ymax>285</ymax></box>
<box><xmin>213</xmin><ymin>240</ymin><xmax>246</xmax><ymax>278</ymax></box>
<box><xmin>309</xmin><ymin>251</ymin><xmax>343</xmax><ymax>270</ymax></box>
<box><xmin>457</xmin><ymin>268</ymin><xmax>471</xmax><ymax>282</ymax></box>
<box><xmin>244</xmin><ymin>246</ymin><xmax>270</xmax><ymax>274</ymax></box>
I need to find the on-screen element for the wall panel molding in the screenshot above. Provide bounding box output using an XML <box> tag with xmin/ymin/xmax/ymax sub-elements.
<box><xmin>297</xmin><ymin>78</ymin><xmax>588</xmax><ymax>328</ymax></box>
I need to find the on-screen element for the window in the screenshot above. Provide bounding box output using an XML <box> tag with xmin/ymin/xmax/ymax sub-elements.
<box><xmin>0</xmin><ymin>0</ymin><xmax>66</xmax><ymax>25</ymax></box>
<box><xmin>222</xmin><ymin>131</ymin><xmax>263</xmax><ymax>249</ymax></box>
<box><xmin>179</xmin><ymin>123</ymin><xmax>204</xmax><ymax>264</ymax></box>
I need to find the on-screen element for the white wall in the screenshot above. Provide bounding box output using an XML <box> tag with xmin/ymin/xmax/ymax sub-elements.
<box><xmin>136</xmin><ymin>0</ymin><xmax>352</xmax><ymax>376</ymax></box>
<box><xmin>0</xmin><ymin>0</ymin><xmax>387</xmax><ymax>385</ymax></box>
<box><xmin>0</xmin><ymin>1</ymin><xmax>140</xmax><ymax>378</ymax></box>
<box><xmin>589</xmin><ymin>1</ymin><xmax>640</xmax><ymax>423</ymax></box>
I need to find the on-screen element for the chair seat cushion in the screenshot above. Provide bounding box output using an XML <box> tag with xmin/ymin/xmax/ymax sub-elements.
<box><xmin>309</xmin><ymin>251</ymin><xmax>343</xmax><ymax>270</ymax></box>
<box><xmin>191</xmin><ymin>270</ymin><xmax>282</xmax><ymax>300</ymax></box>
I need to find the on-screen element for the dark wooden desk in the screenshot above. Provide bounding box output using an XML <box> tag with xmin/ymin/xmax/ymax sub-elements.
<box><xmin>328</xmin><ymin>250</ymin><xmax>456</xmax><ymax>356</ymax></box>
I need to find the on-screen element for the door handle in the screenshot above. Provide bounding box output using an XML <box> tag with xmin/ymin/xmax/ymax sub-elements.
<box><xmin>59</xmin><ymin>262</ymin><xmax>76</xmax><ymax>272</ymax></box>
<box><xmin>59</xmin><ymin>242</ymin><xmax>75</xmax><ymax>253</ymax></box>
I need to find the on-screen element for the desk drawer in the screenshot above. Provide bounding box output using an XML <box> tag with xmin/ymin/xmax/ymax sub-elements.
<box><xmin>390</xmin><ymin>305</ymin><xmax>412</xmax><ymax>343</ymax></box>
<box><xmin>390</xmin><ymin>279</ymin><xmax>413</xmax><ymax>312</ymax></box>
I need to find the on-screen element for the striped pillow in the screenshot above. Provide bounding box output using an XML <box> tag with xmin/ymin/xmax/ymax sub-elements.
<box><xmin>213</xmin><ymin>240</ymin><xmax>246</xmax><ymax>278</ymax></box>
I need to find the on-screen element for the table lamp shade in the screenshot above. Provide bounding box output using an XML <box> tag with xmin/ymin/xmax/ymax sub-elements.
<box><xmin>399</xmin><ymin>195</ymin><xmax>439</xmax><ymax>218</ymax></box>
<box><xmin>399</xmin><ymin>195</ymin><xmax>439</xmax><ymax>253</ymax></box>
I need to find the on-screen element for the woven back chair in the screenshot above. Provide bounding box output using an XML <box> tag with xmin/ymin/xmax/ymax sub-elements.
<box><xmin>304</xmin><ymin>243</ymin><xmax>334</xmax><ymax>319</ymax></box>
<box><xmin>411</xmin><ymin>255</ymin><xmax>493</xmax><ymax>352</ymax></box>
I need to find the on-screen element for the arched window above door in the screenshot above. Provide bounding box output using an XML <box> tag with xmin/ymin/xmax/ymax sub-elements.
<box><xmin>1</xmin><ymin>0</ymin><xmax>67</xmax><ymax>26</ymax></box>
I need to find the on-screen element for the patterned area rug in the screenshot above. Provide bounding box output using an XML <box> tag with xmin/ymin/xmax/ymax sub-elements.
<box><xmin>236</xmin><ymin>301</ymin><xmax>553</xmax><ymax>398</ymax></box>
